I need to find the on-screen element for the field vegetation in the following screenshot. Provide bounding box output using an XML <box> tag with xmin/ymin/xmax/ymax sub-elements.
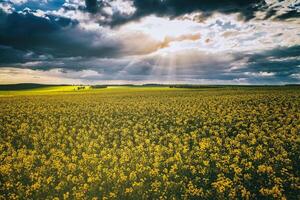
<box><xmin>0</xmin><ymin>87</ymin><xmax>299</xmax><ymax>199</ymax></box>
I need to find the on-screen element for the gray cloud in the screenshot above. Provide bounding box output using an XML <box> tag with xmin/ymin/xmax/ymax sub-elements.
<box><xmin>229</xmin><ymin>46</ymin><xmax>300</xmax><ymax>83</ymax></box>
<box><xmin>0</xmin><ymin>7</ymin><xmax>122</xmax><ymax>60</ymax></box>
<box><xmin>84</xmin><ymin>0</ymin><xmax>266</xmax><ymax>26</ymax></box>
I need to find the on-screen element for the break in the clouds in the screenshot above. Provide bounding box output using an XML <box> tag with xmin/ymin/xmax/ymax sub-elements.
<box><xmin>0</xmin><ymin>0</ymin><xmax>299</xmax><ymax>84</ymax></box>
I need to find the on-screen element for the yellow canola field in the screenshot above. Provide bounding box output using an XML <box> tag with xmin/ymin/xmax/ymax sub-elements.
<box><xmin>0</xmin><ymin>87</ymin><xmax>299</xmax><ymax>199</ymax></box>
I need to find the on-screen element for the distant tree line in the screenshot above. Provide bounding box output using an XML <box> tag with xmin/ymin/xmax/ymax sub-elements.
<box><xmin>90</xmin><ymin>85</ymin><xmax>107</xmax><ymax>89</ymax></box>
<box><xmin>169</xmin><ymin>85</ymin><xmax>222</xmax><ymax>89</ymax></box>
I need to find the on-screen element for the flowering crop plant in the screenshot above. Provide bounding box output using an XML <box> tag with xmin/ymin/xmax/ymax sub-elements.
<box><xmin>0</xmin><ymin>87</ymin><xmax>299</xmax><ymax>199</ymax></box>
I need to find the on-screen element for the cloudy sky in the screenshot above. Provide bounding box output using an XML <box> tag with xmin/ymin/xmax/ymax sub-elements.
<box><xmin>0</xmin><ymin>0</ymin><xmax>299</xmax><ymax>84</ymax></box>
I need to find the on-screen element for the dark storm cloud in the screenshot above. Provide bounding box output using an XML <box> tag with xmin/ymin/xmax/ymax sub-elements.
<box><xmin>248</xmin><ymin>46</ymin><xmax>300</xmax><ymax>60</ymax></box>
<box><xmin>0</xmin><ymin>7</ymin><xmax>121</xmax><ymax>62</ymax></box>
<box><xmin>262</xmin><ymin>1</ymin><xmax>300</xmax><ymax>20</ymax></box>
<box><xmin>84</xmin><ymin>0</ymin><xmax>300</xmax><ymax>26</ymax></box>
<box><xmin>0</xmin><ymin>10</ymin><xmax>71</xmax><ymax>48</ymax></box>
<box><xmin>133</xmin><ymin>0</ymin><xmax>299</xmax><ymax>21</ymax></box>
<box><xmin>123</xmin><ymin>60</ymin><xmax>153</xmax><ymax>75</ymax></box>
<box><xmin>0</xmin><ymin>43</ymin><xmax>56</xmax><ymax>65</ymax></box>
<box><xmin>85</xmin><ymin>0</ymin><xmax>98</xmax><ymax>13</ymax></box>
<box><xmin>132</xmin><ymin>0</ymin><xmax>264</xmax><ymax>18</ymax></box>
<box><xmin>0</xmin><ymin>45</ymin><xmax>33</xmax><ymax>64</ymax></box>
<box><xmin>276</xmin><ymin>10</ymin><xmax>300</xmax><ymax>20</ymax></box>
<box><xmin>230</xmin><ymin>46</ymin><xmax>300</xmax><ymax>83</ymax></box>
<box><xmin>84</xmin><ymin>0</ymin><xmax>267</xmax><ymax>26</ymax></box>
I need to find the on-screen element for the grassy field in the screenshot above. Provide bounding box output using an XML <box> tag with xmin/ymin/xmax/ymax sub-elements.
<box><xmin>0</xmin><ymin>85</ymin><xmax>93</xmax><ymax>96</ymax></box>
<box><xmin>0</xmin><ymin>85</ymin><xmax>184</xmax><ymax>96</ymax></box>
<box><xmin>0</xmin><ymin>86</ymin><xmax>299</xmax><ymax>199</ymax></box>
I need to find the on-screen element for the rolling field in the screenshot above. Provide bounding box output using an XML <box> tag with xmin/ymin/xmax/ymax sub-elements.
<box><xmin>0</xmin><ymin>87</ymin><xmax>299</xmax><ymax>199</ymax></box>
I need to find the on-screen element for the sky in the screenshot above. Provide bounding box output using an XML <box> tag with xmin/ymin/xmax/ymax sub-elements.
<box><xmin>0</xmin><ymin>0</ymin><xmax>299</xmax><ymax>85</ymax></box>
